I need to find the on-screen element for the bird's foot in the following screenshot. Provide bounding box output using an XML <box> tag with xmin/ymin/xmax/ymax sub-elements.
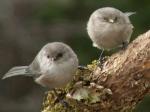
<box><xmin>121</xmin><ymin>41</ymin><xmax>128</xmax><ymax>50</ymax></box>
<box><xmin>98</xmin><ymin>57</ymin><xmax>105</xmax><ymax>70</ymax></box>
<box><xmin>53</xmin><ymin>89</ymin><xmax>70</xmax><ymax>108</ymax></box>
<box><xmin>98</xmin><ymin>49</ymin><xmax>104</xmax><ymax>70</ymax></box>
<box><xmin>54</xmin><ymin>97</ymin><xmax>69</xmax><ymax>108</ymax></box>
<box><xmin>78</xmin><ymin>65</ymin><xmax>88</xmax><ymax>70</ymax></box>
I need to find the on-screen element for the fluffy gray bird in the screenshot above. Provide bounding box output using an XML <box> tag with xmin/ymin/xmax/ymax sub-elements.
<box><xmin>2</xmin><ymin>42</ymin><xmax>78</xmax><ymax>90</ymax></box>
<box><xmin>87</xmin><ymin>7</ymin><xmax>134</xmax><ymax>65</ymax></box>
<box><xmin>87</xmin><ymin>7</ymin><xmax>134</xmax><ymax>50</ymax></box>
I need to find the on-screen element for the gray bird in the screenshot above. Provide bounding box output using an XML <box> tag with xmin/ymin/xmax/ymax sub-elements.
<box><xmin>87</xmin><ymin>7</ymin><xmax>134</xmax><ymax>64</ymax></box>
<box><xmin>2</xmin><ymin>42</ymin><xmax>78</xmax><ymax>90</ymax></box>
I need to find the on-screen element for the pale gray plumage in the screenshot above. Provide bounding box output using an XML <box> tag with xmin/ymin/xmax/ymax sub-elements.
<box><xmin>2</xmin><ymin>42</ymin><xmax>78</xmax><ymax>89</ymax></box>
<box><xmin>87</xmin><ymin>7</ymin><xmax>134</xmax><ymax>50</ymax></box>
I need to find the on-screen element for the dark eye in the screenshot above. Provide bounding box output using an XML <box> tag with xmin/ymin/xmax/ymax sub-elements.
<box><xmin>47</xmin><ymin>55</ymin><xmax>50</xmax><ymax>58</ymax></box>
<box><xmin>54</xmin><ymin>53</ymin><xmax>63</xmax><ymax>60</ymax></box>
<box><xmin>114</xmin><ymin>17</ymin><xmax>118</xmax><ymax>22</ymax></box>
<box><xmin>103</xmin><ymin>17</ymin><xmax>108</xmax><ymax>21</ymax></box>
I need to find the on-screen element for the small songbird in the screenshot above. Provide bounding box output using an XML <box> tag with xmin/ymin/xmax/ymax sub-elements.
<box><xmin>87</xmin><ymin>7</ymin><xmax>134</xmax><ymax>63</ymax></box>
<box><xmin>2</xmin><ymin>42</ymin><xmax>78</xmax><ymax>91</ymax></box>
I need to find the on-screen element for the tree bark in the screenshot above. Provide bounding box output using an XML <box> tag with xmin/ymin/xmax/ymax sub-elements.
<box><xmin>91</xmin><ymin>30</ymin><xmax>150</xmax><ymax>111</ymax></box>
<box><xmin>42</xmin><ymin>30</ymin><xmax>150</xmax><ymax>112</ymax></box>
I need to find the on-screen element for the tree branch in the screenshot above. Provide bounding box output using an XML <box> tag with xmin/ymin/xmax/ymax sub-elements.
<box><xmin>91</xmin><ymin>30</ymin><xmax>150</xmax><ymax>111</ymax></box>
<box><xmin>42</xmin><ymin>30</ymin><xmax>150</xmax><ymax>112</ymax></box>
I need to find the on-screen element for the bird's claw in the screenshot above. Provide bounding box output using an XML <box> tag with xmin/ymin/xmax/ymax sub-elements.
<box><xmin>121</xmin><ymin>41</ymin><xmax>128</xmax><ymax>50</ymax></box>
<box><xmin>53</xmin><ymin>89</ymin><xmax>70</xmax><ymax>108</ymax></box>
<box><xmin>78</xmin><ymin>65</ymin><xmax>88</xmax><ymax>70</ymax></box>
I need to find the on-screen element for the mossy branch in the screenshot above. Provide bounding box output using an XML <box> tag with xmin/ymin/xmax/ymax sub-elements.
<box><xmin>42</xmin><ymin>30</ymin><xmax>150</xmax><ymax>112</ymax></box>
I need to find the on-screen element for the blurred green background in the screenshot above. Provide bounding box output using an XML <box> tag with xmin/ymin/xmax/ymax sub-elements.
<box><xmin>0</xmin><ymin>0</ymin><xmax>149</xmax><ymax>112</ymax></box>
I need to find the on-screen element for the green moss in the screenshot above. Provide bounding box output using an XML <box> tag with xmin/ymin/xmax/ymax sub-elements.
<box><xmin>41</xmin><ymin>60</ymin><xmax>112</xmax><ymax>112</ymax></box>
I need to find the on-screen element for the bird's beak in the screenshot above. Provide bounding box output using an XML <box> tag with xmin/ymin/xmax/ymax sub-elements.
<box><xmin>50</xmin><ymin>58</ymin><xmax>54</xmax><ymax>62</ymax></box>
<box><xmin>108</xmin><ymin>19</ymin><xmax>114</xmax><ymax>23</ymax></box>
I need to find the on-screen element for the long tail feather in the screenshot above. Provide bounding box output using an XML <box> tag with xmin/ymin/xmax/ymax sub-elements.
<box><xmin>2</xmin><ymin>66</ymin><xmax>32</xmax><ymax>79</ymax></box>
<box><xmin>125</xmin><ymin>12</ymin><xmax>136</xmax><ymax>17</ymax></box>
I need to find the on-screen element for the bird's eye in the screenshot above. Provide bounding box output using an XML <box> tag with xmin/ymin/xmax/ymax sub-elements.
<box><xmin>103</xmin><ymin>17</ymin><xmax>108</xmax><ymax>21</ymax></box>
<box><xmin>54</xmin><ymin>53</ymin><xmax>63</xmax><ymax>61</ymax></box>
<box><xmin>47</xmin><ymin>55</ymin><xmax>50</xmax><ymax>59</ymax></box>
<box><xmin>114</xmin><ymin>17</ymin><xmax>118</xmax><ymax>22</ymax></box>
<box><xmin>56</xmin><ymin>53</ymin><xmax>63</xmax><ymax>58</ymax></box>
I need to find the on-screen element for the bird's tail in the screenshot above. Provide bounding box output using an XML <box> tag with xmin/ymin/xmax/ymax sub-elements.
<box><xmin>2</xmin><ymin>66</ymin><xmax>32</xmax><ymax>79</ymax></box>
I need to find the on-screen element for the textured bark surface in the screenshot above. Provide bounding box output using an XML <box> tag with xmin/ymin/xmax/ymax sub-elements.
<box><xmin>92</xmin><ymin>30</ymin><xmax>150</xmax><ymax>111</ymax></box>
<box><xmin>42</xmin><ymin>30</ymin><xmax>150</xmax><ymax>112</ymax></box>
